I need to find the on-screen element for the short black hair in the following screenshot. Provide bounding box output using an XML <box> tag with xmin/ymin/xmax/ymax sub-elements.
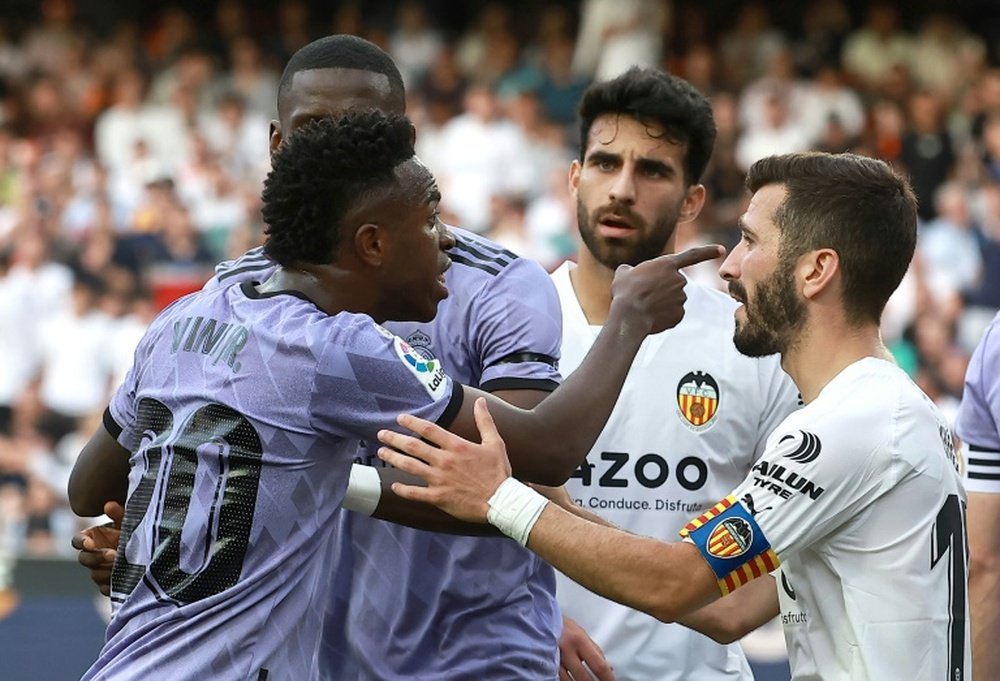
<box><xmin>277</xmin><ymin>35</ymin><xmax>406</xmax><ymax>115</ymax></box>
<box><xmin>578</xmin><ymin>67</ymin><xmax>717</xmax><ymax>185</ymax></box>
<box><xmin>261</xmin><ymin>110</ymin><xmax>416</xmax><ymax>267</ymax></box>
<box><xmin>746</xmin><ymin>152</ymin><xmax>918</xmax><ymax>325</ymax></box>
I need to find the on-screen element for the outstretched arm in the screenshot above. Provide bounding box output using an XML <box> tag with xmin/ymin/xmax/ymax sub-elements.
<box><xmin>378</xmin><ymin>398</ymin><xmax>725</xmax><ymax>623</ymax></box>
<box><xmin>677</xmin><ymin>574</ymin><xmax>779</xmax><ymax>644</ymax></box>
<box><xmin>535</xmin><ymin>483</ymin><xmax>779</xmax><ymax>645</ymax></box>
<box><xmin>445</xmin><ymin>245</ymin><xmax>724</xmax><ymax>485</ymax></box>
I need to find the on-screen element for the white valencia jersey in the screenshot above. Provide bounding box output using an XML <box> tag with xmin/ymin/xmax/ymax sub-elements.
<box><xmin>719</xmin><ymin>358</ymin><xmax>971</xmax><ymax>681</ymax></box>
<box><xmin>552</xmin><ymin>262</ymin><xmax>800</xmax><ymax>680</ymax></box>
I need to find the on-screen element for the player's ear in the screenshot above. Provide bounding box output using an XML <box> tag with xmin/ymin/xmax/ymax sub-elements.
<box><xmin>678</xmin><ymin>184</ymin><xmax>706</xmax><ymax>224</ymax></box>
<box><xmin>353</xmin><ymin>223</ymin><xmax>387</xmax><ymax>267</ymax></box>
<box><xmin>568</xmin><ymin>160</ymin><xmax>582</xmax><ymax>197</ymax></box>
<box><xmin>269</xmin><ymin>121</ymin><xmax>282</xmax><ymax>156</ymax></box>
<box><xmin>800</xmin><ymin>248</ymin><xmax>839</xmax><ymax>301</ymax></box>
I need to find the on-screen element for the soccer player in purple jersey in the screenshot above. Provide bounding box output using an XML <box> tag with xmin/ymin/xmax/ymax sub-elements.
<box><xmin>69</xmin><ymin>58</ymin><xmax>722</xmax><ymax>681</ymax></box>
<box><xmin>69</xmin><ymin>111</ymin><xmax>462</xmax><ymax>681</ymax></box>
<box><xmin>74</xmin><ymin>35</ymin><xmax>596</xmax><ymax>679</ymax></box>
<box><xmin>955</xmin><ymin>310</ymin><xmax>1000</xmax><ymax>680</ymax></box>
<box><xmin>264</xmin><ymin>38</ymin><xmax>563</xmax><ymax>680</ymax></box>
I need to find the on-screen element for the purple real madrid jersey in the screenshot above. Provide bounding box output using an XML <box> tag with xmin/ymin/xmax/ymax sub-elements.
<box><xmin>82</xmin><ymin>281</ymin><xmax>461</xmax><ymax>681</ymax></box>
<box><xmin>321</xmin><ymin>229</ymin><xmax>566</xmax><ymax>680</ymax></box>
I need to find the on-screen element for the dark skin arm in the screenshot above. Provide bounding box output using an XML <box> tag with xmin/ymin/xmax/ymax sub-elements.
<box><xmin>440</xmin><ymin>246</ymin><xmax>724</xmax><ymax>486</ymax></box>
<box><xmin>68</xmin><ymin>424</ymin><xmax>129</xmax><ymax>516</ymax></box>
<box><xmin>69</xmin><ymin>246</ymin><xmax>720</xmax><ymax>513</ymax></box>
<box><xmin>370</xmin><ymin>387</ymin><xmax>548</xmax><ymax>532</ymax></box>
<box><xmin>368</xmin><ymin>239</ymin><xmax>716</xmax><ymax>520</ymax></box>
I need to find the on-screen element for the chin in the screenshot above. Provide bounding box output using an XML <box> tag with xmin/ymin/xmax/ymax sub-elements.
<box><xmin>733</xmin><ymin>330</ymin><xmax>781</xmax><ymax>358</ymax></box>
<box><xmin>419</xmin><ymin>299</ymin><xmax>445</xmax><ymax>323</ymax></box>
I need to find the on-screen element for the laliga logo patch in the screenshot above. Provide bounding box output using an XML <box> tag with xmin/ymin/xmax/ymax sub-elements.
<box><xmin>394</xmin><ymin>337</ymin><xmax>448</xmax><ymax>400</ymax></box>
<box><xmin>779</xmin><ymin>430</ymin><xmax>822</xmax><ymax>464</ymax></box>
<box><xmin>707</xmin><ymin>517</ymin><xmax>753</xmax><ymax>558</ymax></box>
<box><xmin>677</xmin><ymin>371</ymin><xmax>720</xmax><ymax>429</ymax></box>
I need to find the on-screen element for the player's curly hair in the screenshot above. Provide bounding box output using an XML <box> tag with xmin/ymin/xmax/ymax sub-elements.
<box><xmin>261</xmin><ymin>110</ymin><xmax>416</xmax><ymax>266</ymax></box>
<box><xmin>578</xmin><ymin>67</ymin><xmax>717</xmax><ymax>186</ymax></box>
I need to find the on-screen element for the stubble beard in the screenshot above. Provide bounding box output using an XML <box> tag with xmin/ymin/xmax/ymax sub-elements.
<box><xmin>576</xmin><ymin>198</ymin><xmax>681</xmax><ymax>269</ymax></box>
<box><xmin>732</xmin><ymin>260</ymin><xmax>806</xmax><ymax>358</ymax></box>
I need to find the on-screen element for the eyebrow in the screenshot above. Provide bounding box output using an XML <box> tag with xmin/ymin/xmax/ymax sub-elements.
<box><xmin>636</xmin><ymin>158</ymin><xmax>674</xmax><ymax>177</ymax></box>
<box><xmin>737</xmin><ymin>216</ymin><xmax>758</xmax><ymax>238</ymax></box>
<box><xmin>587</xmin><ymin>150</ymin><xmax>675</xmax><ymax>177</ymax></box>
<box><xmin>586</xmin><ymin>150</ymin><xmax>620</xmax><ymax>165</ymax></box>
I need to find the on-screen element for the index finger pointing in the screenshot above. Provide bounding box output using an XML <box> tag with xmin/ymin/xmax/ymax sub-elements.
<box><xmin>669</xmin><ymin>244</ymin><xmax>725</xmax><ymax>269</ymax></box>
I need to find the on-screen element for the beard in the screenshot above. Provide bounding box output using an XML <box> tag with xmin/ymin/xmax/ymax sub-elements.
<box><xmin>576</xmin><ymin>197</ymin><xmax>682</xmax><ymax>269</ymax></box>
<box><xmin>731</xmin><ymin>258</ymin><xmax>806</xmax><ymax>357</ymax></box>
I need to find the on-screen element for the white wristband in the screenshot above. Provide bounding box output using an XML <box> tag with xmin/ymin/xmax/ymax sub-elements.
<box><xmin>343</xmin><ymin>464</ymin><xmax>382</xmax><ymax>516</ymax></box>
<box><xmin>486</xmin><ymin>478</ymin><xmax>548</xmax><ymax>546</ymax></box>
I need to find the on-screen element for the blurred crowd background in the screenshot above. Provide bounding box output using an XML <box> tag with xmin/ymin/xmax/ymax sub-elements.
<box><xmin>0</xmin><ymin>0</ymin><xmax>998</xmax><ymax>568</ymax></box>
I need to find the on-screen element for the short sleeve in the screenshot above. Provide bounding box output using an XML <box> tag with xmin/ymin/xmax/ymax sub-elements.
<box><xmin>729</xmin><ymin>424</ymin><xmax>889</xmax><ymax>561</ymax></box>
<box><xmin>107</xmin><ymin>318</ymin><xmax>164</xmax><ymax>450</ymax></box>
<box><xmin>680</xmin><ymin>412</ymin><xmax>893</xmax><ymax>595</ymax></box>
<box><xmin>955</xmin><ymin>315</ymin><xmax>1000</xmax><ymax>492</ymax></box>
<box><xmin>472</xmin><ymin>257</ymin><xmax>563</xmax><ymax>393</ymax></box>
<box><xmin>309</xmin><ymin>317</ymin><xmax>462</xmax><ymax>442</ymax></box>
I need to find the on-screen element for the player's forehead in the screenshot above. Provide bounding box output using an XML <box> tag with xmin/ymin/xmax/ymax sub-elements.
<box><xmin>584</xmin><ymin>113</ymin><xmax>685</xmax><ymax>163</ymax></box>
<box><xmin>742</xmin><ymin>184</ymin><xmax>787</xmax><ymax>243</ymax></box>
<box><xmin>280</xmin><ymin>67</ymin><xmax>400</xmax><ymax>129</ymax></box>
<box><xmin>394</xmin><ymin>157</ymin><xmax>439</xmax><ymax>205</ymax></box>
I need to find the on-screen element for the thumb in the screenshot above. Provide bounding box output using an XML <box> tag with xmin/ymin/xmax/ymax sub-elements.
<box><xmin>473</xmin><ymin>397</ymin><xmax>502</xmax><ymax>447</ymax></box>
<box><xmin>104</xmin><ymin>501</ymin><xmax>125</xmax><ymax>528</ymax></box>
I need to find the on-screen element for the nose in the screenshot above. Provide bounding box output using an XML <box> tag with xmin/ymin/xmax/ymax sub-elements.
<box><xmin>439</xmin><ymin>224</ymin><xmax>456</xmax><ymax>250</ymax></box>
<box><xmin>608</xmin><ymin>167</ymin><xmax>636</xmax><ymax>205</ymax></box>
<box><xmin>718</xmin><ymin>247</ymin><xmax>740</xmax><ymax>283</ymax></box>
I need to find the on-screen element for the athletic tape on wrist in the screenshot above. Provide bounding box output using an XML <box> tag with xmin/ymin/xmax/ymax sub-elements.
<box><xmin>343</xmin><ymin>464</ymin><xmax>382</xmax><ymax>516</ymax></box>
<box><xmin>486</xmin><ymin>478</ymin><xmax>548</xmax><ymax>546</ymax></box>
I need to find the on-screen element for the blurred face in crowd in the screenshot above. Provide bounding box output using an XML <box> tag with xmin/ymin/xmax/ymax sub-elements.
<box><xmin>270</xmin><ymin>68</ymin><xmax>404</xmax><ymax>153</ymax></box>
<box><xmin>570</xmin><ymin>114</ymin><xmax>704</xmax><ymax>269</ymax></box>
<box><xmin>720</xmin><ymin>184</ymin><xmax>806</xmax><ymax>357</ymax></box>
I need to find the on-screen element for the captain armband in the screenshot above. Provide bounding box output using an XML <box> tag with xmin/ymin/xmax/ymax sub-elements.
<box><xmin>343</xmin><ymin>464</ymin><xmax>382</xmax><ymax>516</ymax></box>
<box><xmin>679</xmin><ymin>495</ymin><xmax>780</xmax><ymax>596</ymax></box>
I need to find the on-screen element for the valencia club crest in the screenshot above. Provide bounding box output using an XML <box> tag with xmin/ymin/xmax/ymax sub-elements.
<box><xmin>677</xmin><ymin>371</ymin><xmax>720</xmax><ymax>429</ymax></box>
